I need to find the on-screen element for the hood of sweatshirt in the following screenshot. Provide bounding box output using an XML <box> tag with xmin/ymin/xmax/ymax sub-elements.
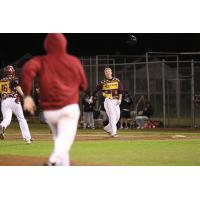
<box><xmin>44</xmin><ymin>33</ymin><xmax>67</xmax><ymax>53</ymax></box>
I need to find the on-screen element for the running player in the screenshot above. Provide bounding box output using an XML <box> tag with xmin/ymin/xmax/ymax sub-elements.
<box><xmin>0</xmin><ymin>65</ymin><xmax>32</xmax><ymax>144</ymax></box>
<box><xmin>89</xmin><ymin>67</ymin><xmax>123</xmax><ymax>137</ymax></box>
<box><xmin>21</xmin><ymin>33</ymin><xmax>88</xmax><ymax>166</ymax></box>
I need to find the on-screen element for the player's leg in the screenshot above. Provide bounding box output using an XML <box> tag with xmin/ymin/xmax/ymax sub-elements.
<box><xmin>43</xmin><ymin>110</ymin><xmax>59</xmax><ymax>165</ymax></box>
<box><xmin>124</xmin><ymin>118</ymin><xmax>128</xmax><ymax>129</ymax></box>
<box><xmin>56</xmin><ymin>104</ymin><xmax>80</xmax><ymax>166</ymax></box>
<box><xmin>83</xmin><ymin>112</ymin><xmax>87</xmax><ymax>128</ymax></box>
<box><xmin>124</xmin><ymin>111</ymin><xmax>130</xmax><ymax>129</ymax></box>
<box><xmin>44</xmin><ymin>104</ymin><xmax>80</xmax><ymax>166</ymax></box>
<box><xmin>85</xmin><ymin>112</ymin><xmax>90</xmax><ymax>128</ymax></box>
<box><xmin>103</xmin><ymin>99</ymin><xmax>112</xmax><ymax>133</ymax></box>
<box><xmin>0</xmin><ymin>99</ymin><xmax>13</xmax><ymax>139</ymax></box>
<box><xmin>115</xmin><ymin>104</ymin><xmax>120</xmax><ymax>123</ymax></box>
<box><xmin>113</xmin><ymin>102</ymin><xmax>120</xmax><ymax>134</ymax></box>
<box><xmin>12</xmin><ymin>100</ymin><xmax>32</xmax><ymax>143</ymax></box>
<box><xmin>46</xmin><ymin>122</ymin><xmax>59</xmax><ymax>165</ymax></box>
<box><xmin>120</xmin><ymin>118</ymin><xmax>124</xmax><ymax>129</ymax></box>
<box><xmin>56</xmin><ymin>105</ymin><xmax>80</xmax><ymax>166</ymax></box>
<box><xmin>89</xmin><ymin>112</ymin><xmax>95</xmax><ymax>129</ymax></box>
<box><xmin>101</xmin><ymin>110</ymin><xmax>109</xmax><ymax>126</ymax></box>
<box><xmin>1</xmin><ymin>99</ymin><xmax>13</xmax><ymax>128</ymax></box>
<box><xmin>104</xmin><ymin>99</ymin><xmax>118</xmax><ymax>136</ymax></box>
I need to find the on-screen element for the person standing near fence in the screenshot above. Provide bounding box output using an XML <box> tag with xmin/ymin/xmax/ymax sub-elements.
<box><xmin>120</xmin><ymin>90</ymin><xmax>134</xmax><ymax>129</ymax></box>
<box><xmin>21</xmin><ymin>33</ymin><xmax>88</xmax><ymax>166</ymax></box>
<box><xmin>89</xmin><ymin>67</ymin><xmax>123</xmax><ymax>137</ymax></box>
<box><xmin>82</xmin><ymin>90</ymin><xmax>95</xmax><ymax>129</ymax></box>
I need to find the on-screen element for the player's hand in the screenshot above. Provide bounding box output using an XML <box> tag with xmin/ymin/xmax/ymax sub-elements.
<box><xmin>88</xmin><ymin>97</ymin><xmax>93</xmax><ymax>104</ymax></box>
<box><xmin>23</xmin><ymin>96</ymin><xmax>36</xmax><ymax>115</ymax></box>
<box><xmin>116</xmin><ymin>99</ymin><xmax>122</xmax><ymax>105</ymax></box>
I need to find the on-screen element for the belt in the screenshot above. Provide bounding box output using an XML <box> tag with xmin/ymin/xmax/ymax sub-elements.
<box><xmin>2</xmin><ymin>94</ymin><xmax>16</xmax><ymax>100</ymax></box>
<box><xmin>106</xmin><ymin>97</ymin><xmax>118</xmax><ymax>100</ymax></box>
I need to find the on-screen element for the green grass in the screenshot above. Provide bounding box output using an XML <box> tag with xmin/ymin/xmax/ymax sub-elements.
<box><xmin>4</xmin><ymin>121</ymin><xmax>50</xmax><ymax>134</ymax></box>
<box><xmin>1</xmin><ymin>122</ymin><xmax>200</xmax><ymax>165</ymax></box>
<box><xmin>71</xmin><ymin>140</ymin><xmax>200</xmax><ymax>166</ymax></box>
<box><xmin>0</xmin><ymin>141</ymin><xmax>53</xmax><ymax>157</ymax></box>
<box><xmin>1</xmin><ymin>139</ymin><xmax>200</xmax><ymax>166</ymax></box>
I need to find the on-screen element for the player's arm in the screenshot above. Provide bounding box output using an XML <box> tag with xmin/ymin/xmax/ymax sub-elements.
<box><xmin>15</xmin><ymin>86</ymin><xmax>24</xmax><ymax>98</ymax></box>
<box><xmin>11</xmin><ymin>79</ymin><xmax>24</xmax><ymax>98</ymax></box>
<box><xmin>21</xmin><ymin>57</ymin><xmax>41</xmax><ymax>96</ymax></box>
<box><xmin>16</xmin><ymin>86</ymin><xmax>36</xmax><ymax>110</ymax></box>
<box><xmin>21</xmin><ymin>57</ymin><xmax>41</xmax><ymax>114</ymax></box>
<box><xmin>119</xmin><ymin>93</ymin><xmax>122</xmax><ymax>102</ymax></box>
<box><xmin>117</xmin><ymin>80</ymin><xmax>123</xmax><ymax>104</ymax></box>
<box><xmin>89</xmin><ymin>83</ymin><xmax>102</xmax><ymax>103</ymax></box>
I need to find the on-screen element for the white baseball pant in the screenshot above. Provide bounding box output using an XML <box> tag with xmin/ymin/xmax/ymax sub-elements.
<box><xmin>44</xmin><ymin>104</ymin><xmax>80</xmax><ymax>166</ymax></box>
<box><xmin>1</xmin><ymin>98</ymin><xmax>31</xmax><ymax>141</ymax></box>
<box><xmin>103</xmin><ymin>98</ymin><xmax>120</xmax><ymax>136</ymax></box>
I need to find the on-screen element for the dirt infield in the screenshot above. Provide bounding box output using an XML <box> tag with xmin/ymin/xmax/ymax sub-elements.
<box><xmin>0</xmin><ymin>155</ymin><xmax>100</xmax><ymax>166</ymax></box>
<box><xmin>1</xmin><ymin>133</ymin><xmax>200</xmax><ymax>166</ymax></box>
<box><xmin>2</xmin><ymin>133</ymin><xmax>200</xmax><ymax>141</ymax></box>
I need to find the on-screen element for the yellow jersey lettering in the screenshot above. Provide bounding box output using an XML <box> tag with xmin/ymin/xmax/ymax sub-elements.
<box><xmin>102</xmin><ymin>82</ymin><xmax>119</xmax><ymax>90</ymax></box>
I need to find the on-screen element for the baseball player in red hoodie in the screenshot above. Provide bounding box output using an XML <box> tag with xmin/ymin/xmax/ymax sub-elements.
<box><xmin>21</xmin><ymin>33</ymin><xmax>88</xmax><ymax>166</ymax></box>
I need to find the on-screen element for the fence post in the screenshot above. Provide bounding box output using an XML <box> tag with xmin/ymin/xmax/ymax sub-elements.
<box><xmin>89</xmin><ymin>56</ymin><xmax>93</xmax><ymax>92</ymax></box>
<box><xmin>95</xmin><ymin>55</ymin><xmax>99</xmax><ymax>85</ymax></box>
<box><xmin>191</xmin><ymin>59</ymin><xmax>195</xmax><ymax>128</ymax></box>
<box><xmin>133</xmin><ymin>64</ymin><xmax>136</xmax><ymax>98</ymax></box>
<box><xmin>113</xmin><ymin>59</ymin><xmax>116</xmax><ymax>77</ymax></box>
<box><xmin>176</xmin><ymin>56</ymin><xmax>180</xmax><ymax>124</ymax></box>
<box><xmin>162</xmin><ymin>59</ymin><xmax>166</xmax><ymax>128</ymax></box>
<box><xmin>145</xmin><ymin>52</ymin><xmax>150</xmax><ymax>100</ymax></box>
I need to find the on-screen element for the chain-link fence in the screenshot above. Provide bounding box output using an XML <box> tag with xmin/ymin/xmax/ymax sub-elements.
<box><xmin>81</xmin><ymin>55</ymin><xmax>200</xmax><ymax>128</ymax></box>
<box><xmin>1</xmin><ymin>53</ymin><xmax>200</xmax><ymax>128</ymax></box>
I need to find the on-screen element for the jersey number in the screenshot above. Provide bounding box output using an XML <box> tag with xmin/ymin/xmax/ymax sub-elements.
<box><xmin>0</xmin><ymin>82</ymin><xmax>11</xmax><ymax>93</ymax></box>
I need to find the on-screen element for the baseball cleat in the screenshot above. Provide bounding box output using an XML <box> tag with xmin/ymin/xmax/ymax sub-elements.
<box><xmin>43</xmin><ymin>162</ymin><xmax>56</xmax><ymax>166</ymax></box>
<box><xmin>111</xmin><ymin>134</ymin><xmax>119</xmax><ymax>138</ymax></box>
<box><xmin>24</xmin><ymin>138</ymin><xmax>32</xmax><ymax>144</ymax></box>
<box><xmin>103</xmin><ymin>127</ymin><xmax>111</xmax><ymax>135</ymax></box>
<box><xmin>0</xmin><ymin>126</ymin><xmax>5</xmax><ymax>140</ymax></box>
<box><xmin>0</xmin><ymin>133</ymin><xmax>4</xmax><ymax>140</ymax></box>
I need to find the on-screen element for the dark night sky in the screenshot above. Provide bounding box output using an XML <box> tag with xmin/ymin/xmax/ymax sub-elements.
<box><xmin>0</xmin><ymin>33</ymin><xmax>200</xmax><ymax>66</ymax></box>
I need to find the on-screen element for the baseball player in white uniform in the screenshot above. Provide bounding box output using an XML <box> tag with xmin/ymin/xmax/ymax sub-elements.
<box><xmin>0</xmin><ymin>65</ymin><xmax>32</xmax><ymax>144</ymax></box>
<box><xmin>90</xmin><ymin>67</ymin><xmax>123</xmax><ymax>137</ymax></box>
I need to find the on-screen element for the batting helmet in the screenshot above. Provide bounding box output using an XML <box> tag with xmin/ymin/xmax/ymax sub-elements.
<box><xmin>4</xmin><ymin>65</ymin><xmax>15</xmax><ymax>76</ymax></box>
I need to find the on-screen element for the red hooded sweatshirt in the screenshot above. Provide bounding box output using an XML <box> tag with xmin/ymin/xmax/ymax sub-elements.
<box><xmin>21</xmin><ymin>33</ymin><xmax>88</xmax><ymax>110</ymax></box>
